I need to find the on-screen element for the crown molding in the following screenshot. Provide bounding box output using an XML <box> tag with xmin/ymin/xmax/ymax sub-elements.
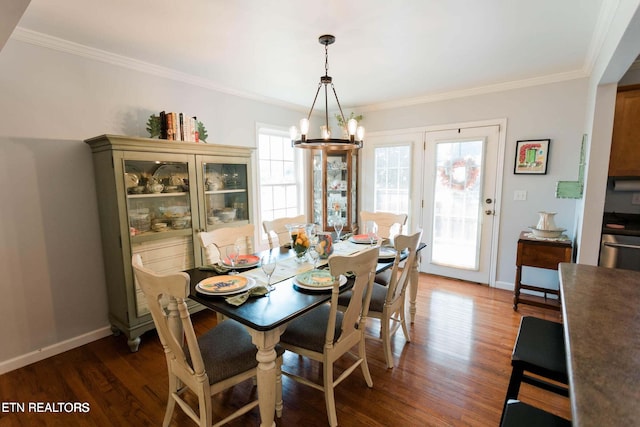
<box><xmin>359</xmin><ymin>69</ymin><xmax>589</xmax><ymax>112</ymax></box>
<box><xmin>11</xmin><ymin>26</ymin><xmax>304</xmax><ymax>111</ymax></box>
<box><xmin>12</xmin><ymin>26</ymin><xmax>591</xmax><ymax>114</ymax></box>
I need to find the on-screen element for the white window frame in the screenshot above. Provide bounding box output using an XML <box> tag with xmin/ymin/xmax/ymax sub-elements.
<box><xmin>256</xmin><ymin>124</ymin><xmax>305</xmax><ymax>248</ymax></box>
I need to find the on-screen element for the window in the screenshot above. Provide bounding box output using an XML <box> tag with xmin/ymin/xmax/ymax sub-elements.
<box><xmin>374</xmin><ymin>145</ymin><xmax>411</xmax><ymax>214</ymax></box>
<box><xmin>258</xmin><ymin>127</ymin><xmax>303</xmax><ymax>241</ymax></box>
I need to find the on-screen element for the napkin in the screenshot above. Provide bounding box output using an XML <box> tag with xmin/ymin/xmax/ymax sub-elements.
<box><xmin>225</xmin><ymin>285</ymin><xmax>269</xmax><ymax>306</ymax></box>
<box><xmin>198</xmin><ymin>264</ymin><xmax>228</xmax><ymax>274</ymax></box>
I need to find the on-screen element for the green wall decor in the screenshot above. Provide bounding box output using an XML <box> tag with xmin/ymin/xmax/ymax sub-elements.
<box><xmin>555</xmin><ymin>134</ymin><xmax>586</xmax><ymax>199</ymax></box>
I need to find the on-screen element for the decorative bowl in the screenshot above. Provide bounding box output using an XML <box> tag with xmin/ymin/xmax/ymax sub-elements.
<box><xmin>219</xmin><ymin>208</ymin><xmax>236</xmax><ymax>222</ymax></box>
<box><xmin>529</xmin><ymin>227</ymin><xmax>565</xmax><ymax>238</ymax></box>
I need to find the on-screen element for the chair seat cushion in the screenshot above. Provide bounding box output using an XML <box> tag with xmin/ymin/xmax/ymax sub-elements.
<box><xmin>280</xmin><ymin>305</ymin><xmax>344</xmax><ymax>353</ymax></box>
<box><xmin>374</xmin><ymin>270</ymin><xmax>392</xmax><ymax>286</ymax></box>
<box><xmin>513</xmin><ymin>317</ymin><xmax>567</xmax><ymax>377</ymax></box>
<box><xmin>198</xmin><ymin>319</ymin><xmax>284</xmax><ymax>384</ymax></box>
<box><xmin>337</xmin><ymin>282</ymin><xmax>387</xmax><ymax>313</ymax></box>
<box><xmin>501</xmin><ymin>401</ymin><xmax>570</xmax><ymax>427</ymax></box>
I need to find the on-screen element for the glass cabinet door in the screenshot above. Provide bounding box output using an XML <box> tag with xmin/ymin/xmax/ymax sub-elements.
<box><xmin>311</xmin><ymin>148</ymin><xmax>357</xmax><ymax>232</ymax></box>
<box><xmin>201</xmin><ymin>162</ymin><xmax>250</xmax><ymax>229</ymax></box>
<box><xmin>124</xmin><ymin>159</ymin><xmax>193</xmax><ymax>239</ymax></box>
<box><xmin>123</xmin><ymin>158</ymin><xmax>196</xmax><ymax>317</ymax></box>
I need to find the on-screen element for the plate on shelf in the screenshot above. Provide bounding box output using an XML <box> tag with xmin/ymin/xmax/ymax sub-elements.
<box><xmin>293</xmin><ymin>270</ymin><xmax>347</xmax><ymax>291</ymax></box>
<box><xmin>350</xmin><ymin>234</ymin><xmax>379</xmax><ymax>245</ymax></box>
<box><xmin>196</xmin><ymin>276</ymin><xmax>255</xmax><ymax>296</ymax></box>
<box><xmin>152</xmin><ymin>164</ymin><xmax>188</xmax><ymax>185</ymax></box>
<box><xmin>221</xmin><ymin>254</ymin><xmax>260</xmax><ymax>268</ymax></box>
<box><xmin>124</xmin><ymin>173</ymin><xmax>139</xmax><ymax>189</ymax></box>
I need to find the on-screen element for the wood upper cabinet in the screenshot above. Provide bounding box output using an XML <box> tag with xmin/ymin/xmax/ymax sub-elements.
<box><xmin>609</xmin><ymin>85</ymin><xmax>640</xmax><ymax>176</ymax></box>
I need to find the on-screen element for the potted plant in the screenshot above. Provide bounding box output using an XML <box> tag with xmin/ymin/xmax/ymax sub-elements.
<box><xmin>334</xmin><ymin>112</ymin><xmax>363</xmax><ymax>138</ymax></box>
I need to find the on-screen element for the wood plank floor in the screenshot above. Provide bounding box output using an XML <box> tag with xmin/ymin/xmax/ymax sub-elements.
<box><xmin>0</xmin><ymin>274</ymin><xmax>570</xmax><ymax>426</ymax></box>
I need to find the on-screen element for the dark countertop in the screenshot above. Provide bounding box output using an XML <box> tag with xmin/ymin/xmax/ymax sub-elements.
<box><xmin>559</xmin><ymin>263</ymin><xmax>640</xmax><ymax>427</ymax></box>
<box><xmin>602</xmin><ymin>212</ymin><xmax>640</xmax><ymax>236</ymax></box>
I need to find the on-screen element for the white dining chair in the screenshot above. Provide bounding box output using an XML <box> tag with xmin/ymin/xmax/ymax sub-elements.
<box><xmin>279</xmin><ymin>247</ymin><xmax>379</xmax><ymax>427</ymax></box>
<box><xmin>131</xmin><ymin>255</ymin><xmax>284</xmax><ymax>426</ymax></box>
<box><xmin>359</xmin><ymin>211</ymin><xmax>408</xmax><ymax>286</ymax></box>
<box><xmin>359</xmin><ymin>211</ymin><xmax>408</xmax><ymax>241</ymax></box>
<box><xmin>339</xmin><ymin>230</ymin><xmax>423</xmax><ymax>368</ymax></box>
<box><xmin>262</xmin><ymin>214</ymin><xmax>306</xmax><ymax>249</ymax></box>
<box><xmin>198</xmin><ymin>224</ymin><xmax>255</xmax><ymax>265</ymax></box>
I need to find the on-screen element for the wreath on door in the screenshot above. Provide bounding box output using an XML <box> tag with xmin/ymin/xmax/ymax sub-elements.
<box><xmin>438</xmin><ymin>157</ymin><xmax>480</xmax><ymax>191</ymax></box>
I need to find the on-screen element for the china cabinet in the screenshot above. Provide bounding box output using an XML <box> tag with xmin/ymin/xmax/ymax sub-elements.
<box><xmin>85</xmin><ymin>134</ymin><xmax>254</xmax><ymax>351</ymax></box>
<box><xmin>608</xmin><ymin>85</ymin><xmax>640</xmax><ymax>176</ymax></box>
<box><xmin>310</xmin><ymin>147</ymin><xmax>357</xmax><ymax>233</ymax></box>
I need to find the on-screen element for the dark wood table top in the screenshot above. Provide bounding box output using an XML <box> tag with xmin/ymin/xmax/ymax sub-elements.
<box><xmin>558</xmin><ymin>263</ymin><xmax>640</xmax><ymax>427</ymax></box>
<box><xmin>187</xmin><ymin>244</ymin><xmax>423</xmax><ymax>331</ymax></box>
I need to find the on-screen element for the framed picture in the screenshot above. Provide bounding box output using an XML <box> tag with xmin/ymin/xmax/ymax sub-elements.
<box><xmin>514</xmin><ymin>139</ymin><xmax>550</xmax><ymax>174</ymax></box>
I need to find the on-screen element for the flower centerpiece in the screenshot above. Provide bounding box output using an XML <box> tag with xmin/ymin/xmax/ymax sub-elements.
<box><xmin>291</xmin><ymin>227</ymin><xmax>311</xmax><ymax>261</ymax></box>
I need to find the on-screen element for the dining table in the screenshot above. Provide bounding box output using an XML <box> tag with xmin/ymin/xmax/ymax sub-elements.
<box><xmin>558</xmin><ymin>263</ymin><xmax>640</xmax><ymax>426</ymax></box>
<box><xmin>184</xmin><ymin>239</ymin><xmax>425</xmax><ymax>427</ymax></box>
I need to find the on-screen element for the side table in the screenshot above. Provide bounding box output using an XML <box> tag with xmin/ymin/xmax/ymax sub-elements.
<box><xmin>514</xmin><ymin>231</ymin><xmax>572</xmax><ymax>311</ymax></box>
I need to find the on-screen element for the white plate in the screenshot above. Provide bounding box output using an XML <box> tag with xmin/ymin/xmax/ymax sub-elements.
<box><xmin>349</xmin><ymin>234</ymin><xmax>379</xmax><ymax>245</ymax></box>
<box><xmin>124</xmin><ymin>173</ymin><xmax>139</xmax><ymax>188</ymax></box>
<box><xmin>378</xmin><ymin>246</ymin><xmax>398</xmax><ymax>261</ymax></box>
<box><xmin>293</xmin><ymin>273</ymin><xmax>347</xmax><ymax>291</ymax></box>
<box><xmin>196</xmin><ymin>277</ymin><xmax>256</xmax><ymax>296</ymax></box>
<box><xmin>221</xmin><ymin>254</ymin><xmax>260</xmax><ymax>269</ymax></box>
<box><xmin>153</xmin><ymin>164</ymin><xmax>188</xmax><ymax>185</ymax></box>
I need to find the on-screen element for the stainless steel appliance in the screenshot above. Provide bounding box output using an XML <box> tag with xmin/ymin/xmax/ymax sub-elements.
<box><xmin>599</xmin><ymin>234</ymin><xmax>640</xmax><ymax>271</ymax></box>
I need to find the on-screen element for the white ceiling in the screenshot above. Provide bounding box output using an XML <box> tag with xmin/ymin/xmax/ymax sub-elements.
<box><xmin>13</xmin><ymin>0</ymin><xmax>610</xmax><ymax>111</ymax></box>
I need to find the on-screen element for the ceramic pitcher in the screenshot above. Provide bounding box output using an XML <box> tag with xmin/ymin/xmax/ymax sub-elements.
<box><xmin>536</xmin><ymin>211</ymin><xmax>558</xmax><ymax>230</ymax></box>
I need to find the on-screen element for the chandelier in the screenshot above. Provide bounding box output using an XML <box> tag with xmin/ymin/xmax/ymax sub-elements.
<box><xmin>290</xmin><ymin>34</ymin><xmax>364</xmax><ymax>149</ymax></box>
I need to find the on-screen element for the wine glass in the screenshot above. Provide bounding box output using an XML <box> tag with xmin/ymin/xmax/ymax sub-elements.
<box><xmin>307</xmin><ymin>243</ymin><xmax>320</xmax><ymax>270</ymax></box>
<box><xmin>365</xmin><ymin>220</ymin><xmax>378</xmax><ymax>246</ymax></box>
<box><xmin>261</xmin><ymin>253</ymin><xmax>277</xmax><ymax>292</ymax></box>
<box><xmin>225</xmin><ymin>244</ymin><xmax>240</xmax><ymax>275</ymax></box>
<box><xmin>333</xmin><ymin>216</ymin><xmax>344</xmax><ymax>241</ymax></box>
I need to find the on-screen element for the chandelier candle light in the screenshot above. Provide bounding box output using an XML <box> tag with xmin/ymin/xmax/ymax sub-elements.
<box><xmin>290</xmin><ymin>35</ymin><xmax>364</xmax><ymax>149</ymax></box>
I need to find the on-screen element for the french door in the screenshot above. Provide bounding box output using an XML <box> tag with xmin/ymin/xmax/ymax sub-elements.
<box><xmin>421</xmin><ymin>124</ymin><xmax>502</xmax><ymax>284</ymax></box>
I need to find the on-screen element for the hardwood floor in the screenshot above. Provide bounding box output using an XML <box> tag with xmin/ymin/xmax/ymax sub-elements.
<box><xmin>0</xmin><ymin>274</ymin><xmax>570</xmax><ymax>426</ymax></box>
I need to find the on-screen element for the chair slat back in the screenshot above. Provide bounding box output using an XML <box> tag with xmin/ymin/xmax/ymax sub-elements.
<box><xmin>262</xmin><ymin>215</ymin><xmax>306</xmax><ymax>249</ymax></box>
<box><xmin>198</xmin><ymin>224</ymin><xmax>255</xmax><ymax>264</ymax></box>
<box><xmin>385</xmin><ymin>231</ymin><xmax>422</xmax><ymax>305</ymax></box>
<box><xmin>328</xmin><ymin>247</ymin><xmax>380</xmax><ymax>344</ymax></box>
<box><xmin>360</xmin><ymin>211</ymin><xmax>408</xmax><ymax>240</ymax></box>
<box><xmin>131</xmin><ymin>255</ymin><xmax>205</xmax><ymax>378</ymax></box>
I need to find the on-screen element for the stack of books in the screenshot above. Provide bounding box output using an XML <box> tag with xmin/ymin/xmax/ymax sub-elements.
<box><xmin>159</xmin><ymin>111</ymin><xmax>199</xmax><ymax>142</ymax></box>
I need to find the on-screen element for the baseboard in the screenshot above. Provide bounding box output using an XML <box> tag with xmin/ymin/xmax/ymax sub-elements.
<box><xmin>494</xmin><ymin>280</ymin><xmax>514</xmax><ymax>291</ymax></box>
<box><xmin>0</xmin><ymin>326</ymin><xmax>113</xmax><ymax>375</ymax></box>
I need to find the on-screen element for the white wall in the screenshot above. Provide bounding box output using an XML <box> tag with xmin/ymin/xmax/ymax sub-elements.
<box><xmin>362</xmin><ymin>79</ymin><xmax>589</xmax><ymax>288</ymax></box>
<box><xmin>0</xmin><ymin>38</ymin><xmax>300</xmax><ymax>371</ymax></box>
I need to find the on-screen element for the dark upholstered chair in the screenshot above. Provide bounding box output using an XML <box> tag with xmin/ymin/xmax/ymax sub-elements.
<box><xmin>132</xmin><ymin>255</ymin><xmax>284</xmax><ymax>427</ymax></box>
<box><xmin>501</xmin><ymin>400</ymin><xmax>571</xmax><ymax>427</ymax></box>
<box><xmin>501</xmin><ymin>316</ymin><xmax>569</xmax><ymax>425</ymax></box>
<box><xmin>338</xmin><ymin>230</ymin><xmax>423</xmax><ymax>368</ymax></box>
<box><xmin>279</xmin><ymin>247</ymin><xmax>379</xmax><ymax>427</ymax></box>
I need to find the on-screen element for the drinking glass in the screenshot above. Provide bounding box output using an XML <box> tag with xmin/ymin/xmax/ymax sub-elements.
<box><xmin>261</xmin><ymin>253</ymin><xmax>277</xmax><ymax>292</ymax></box>
<box><xmin>225</xmin><ymin>244</ymin><xmax>240</xmax><ymax>275</ymax></box>
<box><xmin>365</xmin><ymin>220</ymin><xmax>378</xmax><ymax>246</ymax></box>
<box><xmin>308</xmin><ymin>244</ymin><xmax>320</xmax><ymax>270</ymax></box>
<box><xmin>333</xmin><ymin>216</ymin><xmax>344</xmax><ymax>241</ymax></box>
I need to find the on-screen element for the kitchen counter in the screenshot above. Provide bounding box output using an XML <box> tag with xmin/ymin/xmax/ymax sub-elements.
<box><xmin>559</xmin><ymin>263</ymin><xmax>640</xmax><ymax>426</ymax></box>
